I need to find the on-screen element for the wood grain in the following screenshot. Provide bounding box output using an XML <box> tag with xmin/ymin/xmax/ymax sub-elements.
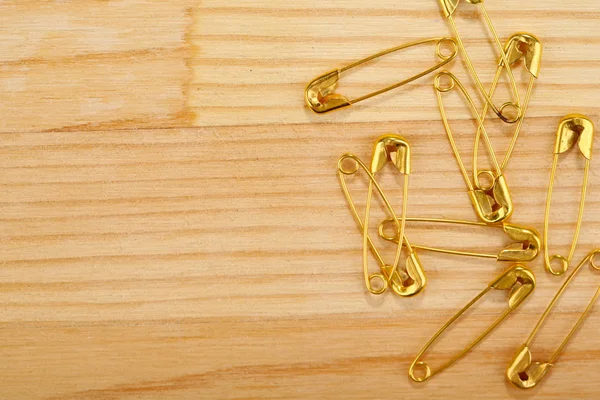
<box><xmin>2</xmin><ymin>1</ymin><xmax>600</xmax><ymax>399</ymax></box>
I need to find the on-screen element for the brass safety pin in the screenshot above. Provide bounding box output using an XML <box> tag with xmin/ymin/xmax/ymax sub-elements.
<box><xmin>435</xmin><ymin>71</ymin><xmax>514</xmax><ymax>224</ymax></box>
<box><xmin>474</xmin><ymin>33</ymin><xmax>542</xmax><ymax>189</ymax></box>
<box><xmin>378</xmin><ymin>217</ymin><xmax>540</xmax><ymax>262</ymax></box>
<box><xmin>338</xmin><ymin>135</ymin><xmax>426</xmax><ymax>296</ymax></box>
<box><xmin>544</xmin><ymin>115</ymin><xmax>595</xmax><ymax>275</ymax></box>
<box><xmin>438</xmin><ymin>0</ymin><xmax>521</xmax><ymax>123</ymax></box>
<box><xmin>409</xmin><ymin>264</ymin><xmax>535</xmax><ymax>382</ymax></box>
<box><xmin>507</xmin><ymin>249</ymin><xmax>600</xmax><ymax>389</ymax></box>
<box><xmin>305</xmin><ymin>37</ymin><xmax>458</xmax><ymax>113</ymax></box>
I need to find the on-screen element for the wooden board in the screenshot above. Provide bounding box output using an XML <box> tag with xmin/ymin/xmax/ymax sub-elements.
<box><xmin>1</xmin><ymin>1</ymin><xmax>600</xmax><ymax>399</ymax></box>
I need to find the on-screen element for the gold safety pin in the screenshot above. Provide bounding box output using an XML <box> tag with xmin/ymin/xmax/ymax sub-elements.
<box><xmin>438</xmin><ymin>0</ymin><xmax>521</xmax><ymax>123</ymax></box>
<box><xmin>409</xmin><ymin>264</ymin><xmax>535</xmax><ymax>382</ymax></box>
<box><xmin>378</xmin><ymin>217</ymin><xmax>540</xmax><ymax>262</ymax></box>
<box><xmin>544</xmin><ymin>115</ymin><xmax>595</xmax><ymax>275</ymax></box>
<box><xmin>507</xmin><ymin>249</ymin><xmax>600</xmax><ymax>389</ymax></box>
<box><xmin>305</xmin><ymin>37</ymin><xmax>458</xmax><ymax>113</ymax></box>
<box><xmin>435</xmin><ymin>71</ymin><xmax>514</xmax><ymax>224</ymax></box>
<box><xmin>337</xmin><ymin>135</ymin><xmax>426</xmax><ymax>296</ymax></box>
<box><xmin>474</xmin><ymin>33</ymin><xmax>542</xmax><ymax>190</ymax></box>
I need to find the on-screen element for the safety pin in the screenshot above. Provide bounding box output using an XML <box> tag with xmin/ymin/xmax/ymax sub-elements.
<box><xmin>409</xmin><ymin>264</ymin><xmax>535</xmax><ymax>382</ymax></box>
<box><xmin>435</xmin><ymin>71</ymin><xmax>513</xmax><ymax>224</ymax></box>
<box><xmin>473</xmin><ymin>33</ymin><xmax>543</xmax><ymax>190</ymax></box>
<box><xmin>507</xmin><ymin>249</ymin><xmax>600</xmax><ymax>389</ymax></box>
<box><xmin>544</xmin><ymin>115</ymin><xmax>595</xmax><ymax>275</ymax></box>
<box><xmin>438</xmin><ymin>0</ymin><xmax>521</xmax><ymax>123</ymax></box>
<box><xmin>337</xmin><ymin>135</ymin><xmax>426</xmax><ymax>296</ymax></box>
<box><xmin>305</xmin><ymin>37</ymin><xmax>458</xmax><ymax>113</ymax></box>
<box><xmin>378</xmin><ymin>217</ymin><xmax>540</xmax><ymax>262</ymax></box>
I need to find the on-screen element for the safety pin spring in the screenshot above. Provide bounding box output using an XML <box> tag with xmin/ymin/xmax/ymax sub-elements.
<box><xmin>438</xmin><ymin>0</ymin><xmax>521</xmax><ymax>123</ymax></box>
<box><xmin>409</xmin><ymin>264</ymin><xmax>535</xmax><ymax>382</ymax></box>
<box><xmin>435</xmin><ymin>71</ymin><xmax>514</xmax><ymax>224</ymax></box>
<box><xmin>378</xmin><ymin>217</ymin><xmax>540</xmax><ymax>262</ymax></box>
<box><xmin>473</xmin><ymin>33</ymin><xmax>543</xmax><ymax>190</ymax></box>
<box><xmin>544</xmin><ymin>115</ymin><xmax>595</xmax><ymax>276</ymax></box>
<box><xmin>507</xmin><ymin>250</ymin><xmax>600</xmax><ymax>389</ymax></box>
<box><xmin>337</xmin><ymin>135</ymin><xmax>426</xmax><ymax>297</ymax></box>
<box><xmin>305</xmin><ymin>37</ymin><xmax>458</xmax><ymax>113</ymax></box>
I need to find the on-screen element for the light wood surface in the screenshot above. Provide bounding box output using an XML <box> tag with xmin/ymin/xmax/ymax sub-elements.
<box><xmin>2</xmin><ymin>1</ymin><xmax>600</xmax><ymax>399</ymax></box>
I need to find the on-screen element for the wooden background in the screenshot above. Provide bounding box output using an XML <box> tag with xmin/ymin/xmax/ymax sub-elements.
<box><xmin>2</xmin><ymin>1</ymin><xmax>600</xmax><ymax>399</ymax></box>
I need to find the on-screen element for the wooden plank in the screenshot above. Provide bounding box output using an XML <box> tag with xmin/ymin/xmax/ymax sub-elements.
<box><xmin>0</xmin><ymin>1</ymin><xmax>195</xmax><ymax>133</ymax></box>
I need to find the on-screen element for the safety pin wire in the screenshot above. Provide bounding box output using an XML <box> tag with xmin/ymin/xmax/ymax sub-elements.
<box><xmin>473</xmin><ymin>34</ymin><xmax>541</xmax><ymax>189</ymax></box>
<box><xmin>443</xmin><ymin>2</ymin><xmax>521</xmax><ymax>123</ymax></box>
<box><xmin>507</xmin><ymin>250</ymin><xmax>600</xmax><ymax>389</ymax></box>
<box><xmin>543</xmin><ymin>115</ymin><xmax>595</xmax><ymax>276</ymax></box>
<box><xmin>337</xmin><ymin>154</ymin><xmax>410</xmax><ymax>294</ymax></box>
<box><xmin>409</xmin><ymin>264</ymin><xmax>535</xmax><ymax>382</ymax></box>
<box><xmin>435</xmin><ymin>71</ymin><xmax>503</xmax><ymax>189</ymax></box>
<box><xmin>543</xmin><ymin>154</ymin><xmax>589</xmax><ymax>276</ymax></box>
<box><xmin>362</xmin><ymin>160</ymin><xmax>408</xmax><ymax>291</ymax></box>
<box><xmin>305</xmin><ymin>37</ymin><xmax>458</xmax><ymax>113</ymax></box>
<box><xmin>340</xmin><ymin>37</ymin><xmax>458</xmax><ymax>105</ymax></box>
<box><xmin>378</xmin><ymin>217</ymin><xmax>540</xmax><ymax>262</ymax></box>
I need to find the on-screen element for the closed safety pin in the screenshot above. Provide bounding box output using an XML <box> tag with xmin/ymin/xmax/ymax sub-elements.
<box><xmin>544</xmin><ymin>115</ymin><xmax>595</xmax><ymax>275</ymax></box>
<box><xmin>435</xmin><ymin>71</ymin><xmax>514</xmax><ymax>224</ymax></box>
<box><xmin>438</xmin><ymin>0</ymin><xmax>521</xmax><ymax>123</ymax></box>
<box><xmin>338</xmin><ymin>135</ymin><xmax>426</xmax><ymax>296</ymax></box>
<box><xmin>474</xmin><ymin>33</ymin><xmax>543</xmax><ymax>190</ymax></box>
<box><xmin>378</xmin><ymin>217</ymin><xmax>540</xmax><ymax>262</ymax></box>
<box><xmin>409</xmin><ymin>264</ymin><xmax>535</xmax><ymax>382</ymax></box>
<box><xmin>305</xmin><ymin>37</ymin><xmax>458</xmax><ymax>113</ymax></box>
<box><xmin>507</xmin><ymin>249</ymin><xmax>600</xmax><ymax>389</ymax></box>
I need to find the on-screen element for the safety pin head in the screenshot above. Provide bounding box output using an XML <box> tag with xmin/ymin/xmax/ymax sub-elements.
<box><xmin>498</xmin><ymin>225</ymin><xmax>541</xmax><ymax>262</ymax></box>
<box><xmin>506</xmin><ymin>345</ymin><xmax>552</xmax><ymax>389</ymax></box>
<box><xmin>490</xmin><ymin>264</ymin><xmax>536</xmax><ymax>309</ymax></box>
<box><xmin>438</xmin><ymin>0</ymin><xmax>483</xmax><ymax>18</ymax></box>
<box><xmin>382</xmin><ymin>250</ymin><xmax>427</xmax><ymax>297</ymax></box>
<box><xmin>504</xmin><ymin>33</ymin><xmax>542</xmax><ymax>78</ymax></box>
<box><xmin>555</xmin><ymin>114</ymin><xmax>595</xmax><ymax>160</ymax></box>
<box><xmin>305</xmin><ymin>70</ymin><xmax>352</xmax><ymax>113</ymax></box>
<box><xmin>469</xmin><ymin>175</ymin><xmax>514</xmax><ymax>224</ymax></box>
<box><xmin>370</xmin><ymin>135</ymin><xmax>411</xmax><ymax>175</ymax></box>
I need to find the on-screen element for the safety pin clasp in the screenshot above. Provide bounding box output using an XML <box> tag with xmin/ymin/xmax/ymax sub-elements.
<box><xmin>504</xmin><ymin>33</ymin><xmax>542</xmax><ymax>79</ymax></box>
<box><xmin>382</xmin><ymin>251</ymin><xmax>426</xmax><ymax>297</ymax></box>
<box><xmin>306</xmin><ymin>37</ymin><xmax>458</xmax><ymax>113</ymax></box>
<box><xmin>498</xmin><ymin>224</ymin><xmax>541</xmax><ymax>262</ymax></box>
<box><xmin>468</xmin><ymin>175</ymin><xmax>514</xmax><ymax>224</ymax></box>
<box><xmin>438</xmin><ymin>0</ymin><xmax>483</xmax><ymax>18</ymax></box>
<box><xmin>490</xmin><ymin>265</ymin><xmax>536</xmax><ymax>309</ymax></box>
<box><xmin>555</xmin><ymin>114</ymin><xmax>594</xmax><ymax>159</ymax></box>
<box><xmin>305</xmin><ymin>70</ymin><xmax>351</xmax><ymax>113</ymax></box>
<box><xmin>409</xmin><ymin>264</ymin><xmax>535</xmax><ymax>382</ymax></box>
<box><xmin>370</xmin><ymin>135</ymin><xmax>411</xmax><ymax>174</ymax></box>
<box><xmin>506</xmin><ymin>345</ymin><xmax>552</xmax><ymax>389</ymax></box>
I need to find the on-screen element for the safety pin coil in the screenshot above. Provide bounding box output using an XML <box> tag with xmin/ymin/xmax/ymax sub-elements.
<box><xmin>435</xmin><ymin>71</ymin><xmax>514</xmax><ymax>224</ymax></box>
<box><xmin>305</xmin><ymin>37</ymin><xmax>458</xmax><ymax>113</ymax></box>
<box><xmin>544</xmin><ymin>115</ymin><xmax>595</xmax><ymax>275</ymax></box>
<box><xmin>438</xmin><ymin>0</ymin><xmax>522</xmax><ymax>123</ymax></box>
<box><xmin>507</xmin><ymin>250</ymin><xmax>600</xmax><ymax>389</ymax></box>
<box><xmin>409</xmin><ymin>264</ymin><xmax>535</xmax><ymax>382</ymax></box>
<box><xmin>378</xmin><ymin>217</ymin><xmax>540</xmax><ymax>262</ymax></box>
<box><xmin>473</xmin><ymin>33</ymin><xmax>542</xmax><ymax>190</ymax></box>
<box><xmin>337</xmin><ymin>135</ymin><xmax>426</xmax><ymax>296</ymax></box>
